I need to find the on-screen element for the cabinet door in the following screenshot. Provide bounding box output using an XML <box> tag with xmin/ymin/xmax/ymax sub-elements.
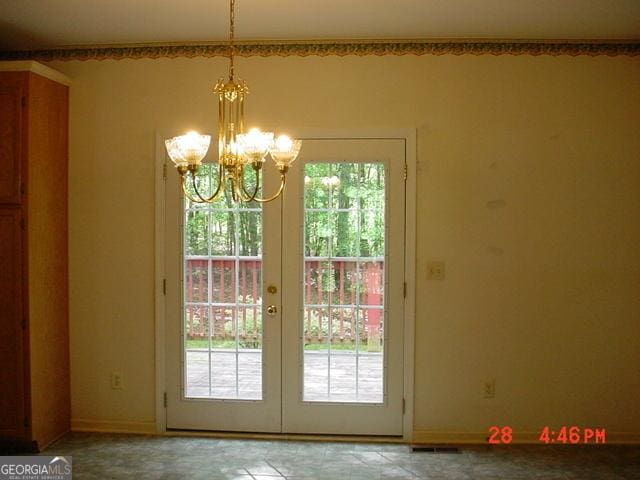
<box><xmin>0</xmin><ymin>208</ymin><xmax>26</xmax><ymax>438</ymax></box>
<box><xmin>0</xmin><ymin>83</ymin><xmax>23</xmax><ymax>204</ymax></box>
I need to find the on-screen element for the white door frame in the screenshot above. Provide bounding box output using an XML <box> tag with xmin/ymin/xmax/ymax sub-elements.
<box><xmin>154</xmin><ymin>131</ymin><xmax>168</xmax><ymax>434</ymax></box>
<box><xmin>154</xmin><ymin>128</ymin><xmax>416</xmax><ymax>441</ymax></box>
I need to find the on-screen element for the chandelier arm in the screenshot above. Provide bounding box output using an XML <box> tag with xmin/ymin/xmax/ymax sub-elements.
<box><xmin>250</xmin><ymin>172</ymin><xmax>286</xmax><ymax>203</ymax></box>
<box><xmin>180</xmin><ymin>174</ymin><xmax>209</xmax><ymax>204</ymax></box>
<box><xmin>191</xmin><ymin>164</ymin><xmax>226</xmax><ymax>203</ymax></box>
<box><xmin>240</xmin><ymin>166</ymin><xmax>261</xmax><ymax>202</ymax></box>
<box><xmin>229</xmin><ymin>165</ymin><xmax>252</xmax><ymax>202</ymax></box>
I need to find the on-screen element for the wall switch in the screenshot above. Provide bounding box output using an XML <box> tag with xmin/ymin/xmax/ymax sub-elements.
<box><xmin>484</xmin><ymin>379</ymin><xmax>495</xmax><ymax>399</ymax></box>
<box><xmin>427</xmin><ymin>261</ymin><xmax>445</xmax><ymax>280</ymax></box>
<box><xmin>111</xmin><ymin>372</ymin><xmax>124</xmax><ymax>390</ymax></box>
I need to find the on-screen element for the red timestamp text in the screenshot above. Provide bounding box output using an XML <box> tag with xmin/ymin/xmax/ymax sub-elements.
<box><xmin>488</xmin><ymin>426</ymin><xmax>606</xmax><ymax>444</ymax></box>
<box><xmin>538</xmin><ymin>426</ymin><xmax>606</xmax><ymax>444</ymax></box>
<box><xmin>488</xmin><ymin>426</ymin><xmax>514</xmax><ymax>444</ymax></box>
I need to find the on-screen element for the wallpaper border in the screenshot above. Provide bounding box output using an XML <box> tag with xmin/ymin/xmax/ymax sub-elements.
<box><xmin>1</xmin><ymin>39</ymin><xmax>639</xmax><ymax>61</ymax></box>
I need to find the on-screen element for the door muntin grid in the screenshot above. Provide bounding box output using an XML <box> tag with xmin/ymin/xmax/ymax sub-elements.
<box><xmin>182</xmin><ymin>165</ymin><xmax>264</xmax><ymax>401</ymax></box>
<box><xmin>301</xmin><ymin>162</ymin><xmax>388</xmax><ymax>404</ymax></box>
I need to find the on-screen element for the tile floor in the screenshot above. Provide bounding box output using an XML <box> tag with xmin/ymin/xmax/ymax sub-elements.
<box><xmin>43</xmin><ymin>433</ymin><xmax>639</xmax><ymax>480</ymax></box>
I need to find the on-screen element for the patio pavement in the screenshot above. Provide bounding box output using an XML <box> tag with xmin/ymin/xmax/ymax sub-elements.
<box><xmin>185</xmin><ymin>349</ymin><xmax>383</xmax><ymax>403</ymax></box>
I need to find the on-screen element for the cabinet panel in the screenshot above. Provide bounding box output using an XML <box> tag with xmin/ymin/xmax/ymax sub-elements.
<box><xmin>0</xmin><ymin>66</ymin><xmax>69</xmax><ymax>451</ymax></box>
<box><xmin>0</xmin><ymin>208</ymin><xmax>26</xmax><ymax>438</ymax></box>
<box><xmin>0</xmin><ymin>84</ymin><xmax>23</xmax><ymax>204</ymax></box>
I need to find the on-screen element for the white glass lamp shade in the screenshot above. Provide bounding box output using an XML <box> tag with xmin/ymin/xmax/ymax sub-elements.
<box><xmin>269</xmin><ymin>135</ymin><xmax>302</xmax><ymax>170</ymax></box>
<box><xmin>165</xmin><ymin>131</ymin><xmax>211</xmax><ymax>167</ymax></box>
<box><xmin>236</xmin><ymin>128</ymin><xmax>274</xmax><ymax>164</ymax></box>
<box><xmin>165</xmin><ymin>137</ymin><xmax>188</xmax><ymax>167</ymax></box>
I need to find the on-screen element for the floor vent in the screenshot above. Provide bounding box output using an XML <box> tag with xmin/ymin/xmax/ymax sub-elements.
<box><xmin>411</xmin><ymin>445</ymin><xmax>461</xmax><ymax>454</ymax></box>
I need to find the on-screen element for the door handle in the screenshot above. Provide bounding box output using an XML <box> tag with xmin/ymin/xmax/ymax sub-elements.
<box><xmin>266</xmin><ymin>305</ymin><xmax>278</xmax><ymax>316</ymax></box>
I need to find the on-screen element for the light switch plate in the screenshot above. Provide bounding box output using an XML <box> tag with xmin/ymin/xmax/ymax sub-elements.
<box><xmin>427</xmin><ymin>261</ymin><xmax>445</xmax><ymax>280</ymax></box>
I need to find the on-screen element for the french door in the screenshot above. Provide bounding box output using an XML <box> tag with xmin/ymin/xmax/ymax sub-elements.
<box><xmin>164</xmin><ymin>138</ymin><xmax>406</xmax><ymax>435</ymax></box>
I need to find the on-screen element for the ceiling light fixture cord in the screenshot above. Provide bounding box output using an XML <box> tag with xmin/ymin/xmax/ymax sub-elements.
<box><xmin>229</xmin><ymin>0</ymin><xmax>235</xmax><ymax>81</ymax></box>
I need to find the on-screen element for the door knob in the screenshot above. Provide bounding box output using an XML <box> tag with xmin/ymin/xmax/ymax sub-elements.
<box><xmin>266</xmin><ymin>305</ymin><xmax>278</xmax><ymax>316</ymax></box>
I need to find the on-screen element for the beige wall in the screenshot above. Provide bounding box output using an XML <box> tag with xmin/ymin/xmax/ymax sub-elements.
<box><xmin>49</xmin><ymin>53</ymin><xmax>640</xmax><ymax>441</ymax></box>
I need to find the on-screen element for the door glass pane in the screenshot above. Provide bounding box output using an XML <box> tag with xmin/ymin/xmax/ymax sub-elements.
<box><xmin>183</xmin><ymin>164</ymin><xmax>263</xmax><ymax>400</ymax></box>
<box><xmin>303</xmin><ymin>162</ymin><xmax>386</xmax><ymax>403</ymax></box>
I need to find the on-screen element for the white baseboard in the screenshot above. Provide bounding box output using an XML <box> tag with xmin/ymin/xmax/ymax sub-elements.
<box><xmin>71</xmin><ymin>419</ymin><xmax>157</xmax><ymax>434</ymax></box>
<box><xmin>412</xmin><ymin>431</ymin><xmax>489</xmax><ymax>444</ymax></box>
<box><xmin>412</xmin><ymin>430</ymin><xmax>640</xmax><ymax>445</ymax></box>
<box><xmin>69</xmin><ymin>422</ymin><xmax>640</xmax><ymax>444</ymax></box>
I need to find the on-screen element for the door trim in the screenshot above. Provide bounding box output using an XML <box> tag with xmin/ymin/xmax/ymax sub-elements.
<box><xmin>155</xmin><ymin>131</ymin><xmax>168</xmax><ymax>434</ymax></box>
<box><xmin>154</xmin><ymin>128</ymin><xmax>416</xmax><ymax>441</ymax></box>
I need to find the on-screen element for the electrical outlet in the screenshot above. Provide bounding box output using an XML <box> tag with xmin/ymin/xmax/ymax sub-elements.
<box><xmin>484</xmin><ymin>379</ymin><xmax>495</xmax><ymax>399</ymax></box>
<box><xmin>111</xmin><ymin>372</ymin><xmax>124</xmax><ymax>390</ymax></box>
<box><xmin>427</xmin><ymin>261</ymin><xmax>445</xmax><ymax>280</ymax></box>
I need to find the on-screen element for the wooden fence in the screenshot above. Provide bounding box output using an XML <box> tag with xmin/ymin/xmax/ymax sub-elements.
<box><xmin>185</xmin><ymin>257</ymin><xmax>384</xmax><ymax>349</ymax></box>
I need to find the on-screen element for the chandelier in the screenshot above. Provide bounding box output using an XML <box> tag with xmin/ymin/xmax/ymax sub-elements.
<box><xmin>164</xmin><ymin>0</ymin><xmax>302</xmax><ymax>203</ymax></box>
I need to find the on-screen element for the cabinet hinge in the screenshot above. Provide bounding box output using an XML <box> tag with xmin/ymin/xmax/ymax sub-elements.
<box><xmin>163</xmin><ymin>392</ymin><xmax>168</xmax><ymax>408</ymax></box>
<box><xmin>402</xmin><ymin>398</ymin><xmax>406</xmax><ymax>415</ymax></box>
<box><xmin>163</xmin><ymin>163</ymin><xmax>167</xmax><ymax>180</ymax></box>
<box><xmin>403</xmin><ymin>163</ymin><xmax>407</xmax><ymax>181</ymax></box>
<box><xmin>403</xmin><ymin>282</ymin><xmax>407</xmax><ymax>298</ymax></box>
<box><xmin>163</xmin><ymin>279</ymin><xmax>167</xmax><ymax>295</ymax></box>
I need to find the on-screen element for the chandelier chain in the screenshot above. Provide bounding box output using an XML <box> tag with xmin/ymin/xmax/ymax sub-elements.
<box><xmin>229</xmin><ymin>0</ymin><xmax>235</xmax><ymax>80</ymax></box>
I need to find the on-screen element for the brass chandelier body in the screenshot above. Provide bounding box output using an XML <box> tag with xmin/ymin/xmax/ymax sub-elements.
<box><xmin>165</xmin><ymin>0</ymin><xmax>301</xmax><ymax>204</ymax></box>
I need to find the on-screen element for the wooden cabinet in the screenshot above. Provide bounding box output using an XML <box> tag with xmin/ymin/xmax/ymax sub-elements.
<box><xmin>0</xmin><ymin>83</ymin><xmax>23</xmax><ymax>203</ymax></box>
<box><xmin>0</xmin><ymin>209</ymin><xmax>26</xmax><ymax>441</ymax></box>
<box><xmin>0</xmin><ymin>62</ymin><xmax>70</xmax><ymax>452</ymax></box>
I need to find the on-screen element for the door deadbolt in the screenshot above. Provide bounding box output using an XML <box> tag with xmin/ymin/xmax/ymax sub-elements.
<box><xmin>267</xmin><ymin>285</ymin><xmax>277</xmax><ymax>294</ymax></box>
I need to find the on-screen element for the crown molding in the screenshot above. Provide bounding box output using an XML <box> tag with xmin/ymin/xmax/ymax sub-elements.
<box><xmin>0</xmin><ymin>39</ymin><xmax>638</xmax><ymax>61</ymax></box>
<box><xmin>0</xmin><ymin>60</ymin><xmax>72</xmax><ymax>85</ymax></box>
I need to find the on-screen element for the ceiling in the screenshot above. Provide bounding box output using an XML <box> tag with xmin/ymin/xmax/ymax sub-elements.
<box><xmin>1</xmin><ymin>0</ymin><xmax>639</xmax><ymax>51</ymax></box>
